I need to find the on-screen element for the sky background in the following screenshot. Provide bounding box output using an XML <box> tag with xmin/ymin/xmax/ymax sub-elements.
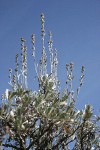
<box><xmin>0</xmin><ymin>0</ymin><xmax>100</xmax><ymax>112</ymax></box>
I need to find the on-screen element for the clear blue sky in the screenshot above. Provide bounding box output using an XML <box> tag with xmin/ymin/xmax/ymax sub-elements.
<box><xmin>0</xmin><ymin>0</ymin><xmax>100</xmax><ymax>111</ymax></box>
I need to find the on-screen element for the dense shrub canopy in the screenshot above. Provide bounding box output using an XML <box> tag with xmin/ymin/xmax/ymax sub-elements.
<box><xmin>0</xmin><ymin>14</ymin><xmax>100</xmax><ymax>150</ymax></box>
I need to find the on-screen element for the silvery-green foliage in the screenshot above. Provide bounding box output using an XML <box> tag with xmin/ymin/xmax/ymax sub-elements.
<box><xmin>0</xmin><ymin>14</ymin><xmax>100</xmax><ymax>150</ymax></box>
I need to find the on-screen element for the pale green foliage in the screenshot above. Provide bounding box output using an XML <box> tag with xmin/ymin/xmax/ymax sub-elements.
<box><xmin>0</xmin><ymin>14</ymin><xmax>100</xmax><ymax>150</ymax></box>
<box><xmin>0</xmin><ymin>77</ymin><xmax>100</xmax><ymax>149</ymax></box>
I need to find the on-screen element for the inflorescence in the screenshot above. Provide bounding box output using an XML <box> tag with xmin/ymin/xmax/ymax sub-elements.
<box><xmin>1</xmin><ymin>13</ymin><xmax>85</xmax><ymax>103</ymax></box>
